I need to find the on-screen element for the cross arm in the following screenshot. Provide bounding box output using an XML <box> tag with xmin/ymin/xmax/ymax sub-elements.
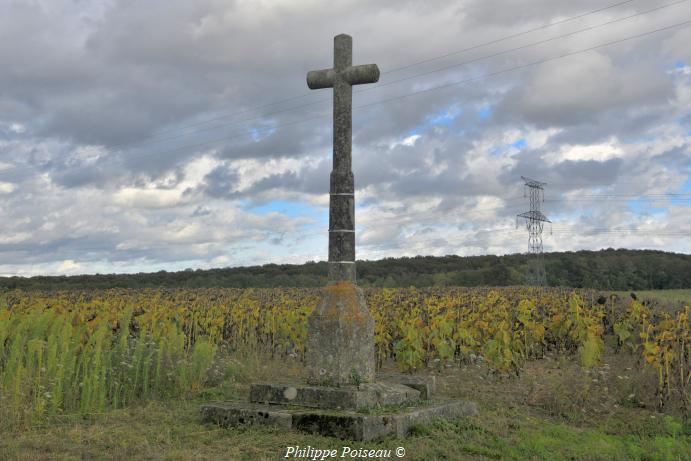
<box><xmin>307</xmin><ymin>68</ymin><xmax>336</xmax><ymax>89</ymax></box>
<box><xmin>343</xmin><ymin>64</ymin><xmax>380</xmax><ymax>85</ymax></box>
<box><xmin>307</xmin><ymin>64</ymin><xmax>380</xmax><ymax>89</ymax></box>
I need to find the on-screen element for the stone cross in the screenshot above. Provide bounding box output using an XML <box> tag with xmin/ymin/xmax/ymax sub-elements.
<box><xmin>305</xmin><ymin>34</ymin><xmax>379</xmax><ymax>386</ymax></box>
<box><xmin>307</xmin><ymin>34</ymin><xmax>379</xmax><ymax>283</ymax></box>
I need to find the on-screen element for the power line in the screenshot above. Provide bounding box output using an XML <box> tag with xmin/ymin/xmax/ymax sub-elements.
<box><xmin>356</xmin><ymin>0</ymin><xmax>690</xmax><ymax>96</ymax></box>
<box><xmin>546</xmin><ymin>197</ymin><xmax>691</xmax><ymax>202</ymax></box>
<box><xmin>361</xmin><ymin>229</ymin><xmax>522</xmax><ymax>255</ymax></box>
<box><xmin>86</xmin><ymin>0</ymin><xmax>641</xmax><ymax>148</ymax></box>
<box><xmin>556</xmin><ymin>180</ymin><xmax>665</xmax><ymax>186</ymax></box>
<box><xmin>2</xmin><ymin>208</ymin><xmax>688</xmax><ymax>261</ymax></box>
<box><xmin>568</xmin><ymin>193</ymin><xmax>691</xmax><ymax>197</ymax></box>
<box><xmin>277</xmin><ymin>201</ymin><xmax>529</xmax><ymax>245</ymax></box>
<box><xmin>3</xmin><ymin>191</ymin><xmax>683</xmax><ymax>258</ymax></box>
<box><xmin>3</xmin><ymin>15</ymin><xmax>689</xmax><ymax>179</ymax></box>
<box><xmin>360</xmin><ymin>226</ymin><xmax>691</xmax><ymax>258</ymax></box>
<box><xmin>552</xmin><ymin>229</ymin><xmax>691</xmax><ymax>235</ymax></box>
<box><xmin>380</xmin><ymin>0</ymin><xmax>639</xmax><ymax>75</ymax></box>
<box><xmin>351</xmin><ymin>18</ymin><xmax>691</xmax><ymax>116</ymax></box>
<box><xmin>13</xmin><ymin>227</ymin><xmax>688</xmax><ymax>258</ymax></box>
<box><xmin>316</xmin><ymin>195</ymin><xmax>689</xmax><ymax>244</ymax></box>
<box><xmin>357</xmin><ymin>200</ymin><xmax>525</xmax><ymax>225</ymax></box>
<box><xmin>92</xmin><ymin>0</ymin><xmax>691</xmax><ymax>154</ymax></box>
<box><xmin>1</xmin><ymin>0</ymin><xmax>681</xmax><ymax>169</ymax></box>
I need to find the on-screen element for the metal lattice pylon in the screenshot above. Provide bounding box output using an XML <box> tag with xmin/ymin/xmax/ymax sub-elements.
<box><xmin>516</xmin><ymin>176</ymin><xmax>551</xmax><ymax>286</ymax></box>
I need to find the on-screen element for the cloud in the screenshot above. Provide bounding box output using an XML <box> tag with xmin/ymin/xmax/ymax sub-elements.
<box><xmin>499</xmin><ymin>52</ymin><xmax>674</xmax><ymax>129</ymax></box>
<box><xmin>0</xmin><ymin>182</ymin><xmax>15</xmax><ymax>194</ymax></box>
<box><xmin>0</xmin><ymin>0</ymin><xmax>690</xmax><ymax>275</ymax></box>
<box><xmin>57</xmin><ymin>259</ymin><xmax>81</xmax><ymax>274</ymax></box>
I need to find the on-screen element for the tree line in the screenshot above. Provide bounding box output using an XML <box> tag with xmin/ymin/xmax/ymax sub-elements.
<box><xmin>0</xmin><ymin>248</ymin><xmax>689</xmax><ymax>291</ymax></box>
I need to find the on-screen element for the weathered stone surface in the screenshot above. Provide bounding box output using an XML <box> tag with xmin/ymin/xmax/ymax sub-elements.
<box><xmin>307</xmin><ymin>34</ymin><xmax>379</xmax><ymax>284</ymax></box>
<box><xmin>328</xmin><ymin>263</ymin><xmax>356</xmax><ymax>285</ymax></box>
<box><xmin>249</xmin><ymin>382</ymin><xmax>420</xmax><ymax>410</ymax></box>
<box><xmin>329</xmin><ymin>170</ymin><xmax>354</xmax><ymax>194</ymax></box>
<box><xmin>200</xmin><ymin>402</ymin><xmax>292</xmax><ymax>429</ymax></box>
<box><xmin>329</xmin><ymin>194</ymin><xmax>354</xmax><ymax>232</ymax></box>
<box><xmin>306</xmin><ymin>283</ymin><xmax>375</xmax><ymax>386</ymax></box>
<box><xmin>201</xmin><ymin>400</ymin><xmax>477</xmax><ymax>441</ymax></box>
<box><xmin>327</xmin><ymin>231</ymin><xmax>355</xmax><ymax>262</ymax></box>
<box><xmin>379</xmin><ymin>374</ymin><xmax>437</xmax><ymax>400</ymax></box>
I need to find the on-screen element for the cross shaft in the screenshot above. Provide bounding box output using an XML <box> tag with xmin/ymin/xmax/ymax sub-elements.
<box><xmin>307</xmin><ymin>34</ymin><xmax>379</xmax><ymax>283</ymax></box>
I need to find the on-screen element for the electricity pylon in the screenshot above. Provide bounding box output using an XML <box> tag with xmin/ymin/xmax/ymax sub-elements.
<box><xmin>516</xmin><ymin>176</ymin><xmax>551</xmax><ymax>286</ymax></box>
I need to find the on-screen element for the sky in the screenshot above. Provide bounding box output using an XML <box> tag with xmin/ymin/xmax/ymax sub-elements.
<box><xmin>0</xmin><ymin>0</ymin><xmax>690</xmax><ymax>276</ymax></box>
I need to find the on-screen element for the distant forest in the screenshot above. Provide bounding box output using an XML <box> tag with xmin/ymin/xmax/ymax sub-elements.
<box><xmin>0</xmin><ymin>249</ymin><xmax>689</xmax><ymax>291</ymax></box>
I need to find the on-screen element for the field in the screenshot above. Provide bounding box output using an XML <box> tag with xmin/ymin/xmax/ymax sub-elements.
<box><xmin>0</xmin><ymin>287</ymin><xmax>689</xmax><ymax>460</ymax></box>
<box><xmin>613</xmin><ymin>290</ymin><xmax>691</xmax><ymax>310</ymax></box>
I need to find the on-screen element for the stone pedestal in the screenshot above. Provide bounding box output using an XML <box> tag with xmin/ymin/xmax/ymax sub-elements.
<box><xmin>306</xmin><ymin>283</ymin><xmax>375</xmax><ymax>386</ymax></box>
<box><xmin>200</xmin><ymin>284</ymin><xmax>477</xmax><ymax>440</ymax></box>
<box><xmin>249</xmin><ymin>382</ymin><xmax>420</xmax><ymax>410</ymax></box>
<box><xmin>201</xmin><ymin>400</ymin><xmax>478</xmax><ymax>442</ymax></box>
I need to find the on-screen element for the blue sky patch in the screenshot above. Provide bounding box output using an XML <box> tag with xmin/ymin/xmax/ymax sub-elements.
<box><xmin>670</xmin><ymin>178</ymin><xmax>691</xmax><ymax>207</ymax></box>
<box><xmin>670</xmin><ymin>198</ymin><xmax>691</xmax><ymax>207</ymax></box>
<box><xmin>408</xmin><ymin>105</ymin><xmax>461</xmax><ymax>137</ymax></box>
<box><xmin>549</xmin><ymin>209</ymin><xmax>593</xmax><ymax>221</ymax></box>
<box><xmin>627</xmin><ymin>199</ymin><xmax>667</xmax><ymax>216</ymax></box>
<box><xmin>248</xmin><ymin>199</ymin><xmax>324</xmax><ymax>221</ymax></box>
<box><xmin>681</xmin><ymin>178</ymin><xmax>691</xmax><ymax>193</ymax></box>
<box><xmin>490</xmin><ymin>137</ymin><xmax>526</xmax><ymax>156</ymax></box>
<box><xmin>627</xmin><ymin>199</ymin><xmax>644</xmax><ymax>214</ymax></box>
<box><xmin>489</xmin><ymin>145</ymin><xmax>504</xmax><ymax>157</ymax></box>
<box><xmin>250</xmin><ymin>125</ymin><xmax>276</xmax><ymax>142</ymax></box>
<box><xmin>429</xmin><ymin>109</ymin><xmax>459</xmax><ymax>126</ymax></box>
<box><xmin>510</xmin><ymin>138</ymin><xmax>526</xmax><ymax>149</ymax></box>
<box><xmin>630</xmin><ymin>135</ymin><xmax>656</xmax><ymax>144</ymax></box>
<box><xmin>478</xmin><ymin>105</ymin><xmax>491</xmax><ymax>121</ymax></box>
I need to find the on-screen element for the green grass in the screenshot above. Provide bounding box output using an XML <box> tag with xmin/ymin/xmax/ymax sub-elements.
<box><xmin>613</xmin><ymin>289</ymin><xmax>691</xmax><ymax>308</ymax></box>
<box><xmin>0</xmin><ymin>351</ymin><xmax>689</xmax><ymax>461</ymax></box>
<box><xmin>0</xmin><ymin>399</ymin><xmax>687</xmax><ymax>461</ymax></box>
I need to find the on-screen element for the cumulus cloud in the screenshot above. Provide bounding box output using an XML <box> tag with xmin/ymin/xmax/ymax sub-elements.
<box><xmin>503</xmin><ymin>52</ymin><xmax>674</xmax><ymax>128</ymax></box>
<box><xmin>0</xmin><ymin>0</ymin><xmax>690</xmax><ymax>275</ymax></box>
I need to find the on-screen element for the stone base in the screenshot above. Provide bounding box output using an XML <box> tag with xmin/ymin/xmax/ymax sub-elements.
<box><xmin>306</xmin><ymin>284</ymin><xmax>375</xmax><ymax>386</ymax></box>
<box><xmin>201</xmin><ymin>400</ymin><xmax>477</xmax><ymax>441</ymax></box>
<box><xmin>379</xmin><ymin>374</ymin><xmax>437</xmax><ymax>400</ymax></box>
<box><xmin>249</xmin><ymin>382</ymin><xmax>421</xmax><ymax>411</ymax></box>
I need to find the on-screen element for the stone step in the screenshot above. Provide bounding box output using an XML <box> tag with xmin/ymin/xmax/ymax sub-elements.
<box><xmin>378</xmin><ymin>373</ymin><xmax>436</xmax><ymax>400</ymax></box>
<box><xmin>201</xmin><ymin>400</ymin><xmax>477</xmax><ymax>441</ymax></box>
<box><xmin>249</xmin><ymin>382</ymin><xmax>420</xmax><ymax>411</ymax></box>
